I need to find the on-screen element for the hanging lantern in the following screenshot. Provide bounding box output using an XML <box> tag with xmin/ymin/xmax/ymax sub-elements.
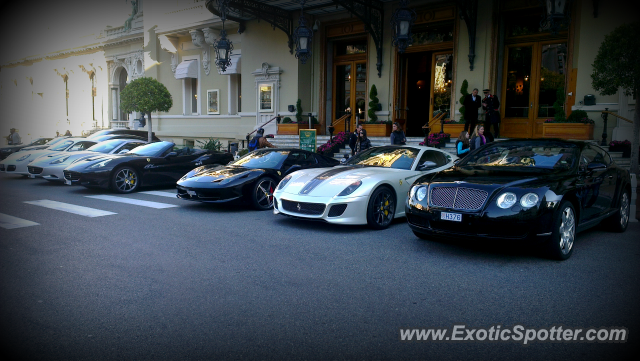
<box><xmin>213</xmin><ymin>0</ymin><xmax>234</xmax><ymax>72</ymax></box>
<box><xmin>293</xmin><ymin>1</ymin><xmax>313</xmax><ymax>64</ymax></box>
<box><xmin>390</xmin><ymin>0</ymin><xmax>416</xmax><ymax>54</ymax></box>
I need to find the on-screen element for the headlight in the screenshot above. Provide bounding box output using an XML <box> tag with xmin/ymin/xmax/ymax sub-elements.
<box><xmin>50</xmin><ymin>156</ymin><xmax>70</xmax><ymax>164</ymax></box>
<box><xmin>410</xmin><ymin>186</ymin><xmax>418</xmax><ymax>199</ymax></box>
<box><xmin>496</xmin><ymin>192</ymin><xmax>517</xmax><ymax>209</ymax></box>
<box><xmin>16</xmin><ymin>154</ymin><xmax>31</xmax><ymax>162</ymax></box>
<box><xmin>337</xmin><ymin>180</ymin><xmax>362</xmax><ymax>196</ymax></box>
<box><xmin>88</xmin><ymin>159</ymin><xmax>111</xmax><ymax>169</ymax></box>
<box><xmin>278</xmin><ymin>175</ymin><xmax>292</xmax><ymax>190</ymax></box>
<box><xmin>520</xmin><ymin>193</ymin><xmax>539</xmax><ymax>208</ymax></box>
<box><xmin>416</xmin><ymin>186</ymin><xmax>427</xmax><ymax>201</ymax></box>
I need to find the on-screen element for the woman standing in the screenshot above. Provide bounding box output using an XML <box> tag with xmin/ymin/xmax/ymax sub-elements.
<box><xmin>356</xmin><ymin>128</ymin><xmax>372</xmax><ymax>153</ymax></box>
<box><xmin>456</xmin><ymin>130</ymin><xmax>470</xmax><ymax>157</ymax></box>
<box><xmin>470</xmin><ymin>125</ymin><xmax>486</xmax><ymax>151</ymax></box>
<box><xmin>390</xmin><ymin>122</ymin><xmax>406</xmax><ymax>145</ymax></box>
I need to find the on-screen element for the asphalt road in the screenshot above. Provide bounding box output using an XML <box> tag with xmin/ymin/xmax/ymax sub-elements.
<box><xmin>1</xmin><ymin>173</ymin><xmax>639</xmax><ymax>361</ymax></box>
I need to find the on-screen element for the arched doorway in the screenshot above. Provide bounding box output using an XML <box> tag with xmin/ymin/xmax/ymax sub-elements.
<box><xmin>118</xmin><ymin>68</ymin><xmax>129</xmax><ymax>121</ymax></box>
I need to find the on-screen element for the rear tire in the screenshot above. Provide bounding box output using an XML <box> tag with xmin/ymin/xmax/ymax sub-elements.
<box><xmin>251</xmin><ymin>177</ymin><xmax>276</xmax><ymax>210</ymax></box>
<box><xmin>366</xmin><ymin>186</ymin><xmax>396</xmax><ymax>230</ymax></box>
<box><xmin>111</xmin><ymin>166</ymin><xmax>140</xmax><ymax>193</ymax></box>
<box><xmin>604</xmin><ymin>190</ymin><xmax>630</xmax><ymax>233</ymax></box>
<box><xmin>545</xmin><ymin>201</ymin><xmax>576</xmax><ymax>260</ymax></box>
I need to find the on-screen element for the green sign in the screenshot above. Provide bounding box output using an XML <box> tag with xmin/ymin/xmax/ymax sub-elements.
<box><xmin>299</xmin><ymin>129</ymin><xmax>317</xmax><ymax>152</ymax></box>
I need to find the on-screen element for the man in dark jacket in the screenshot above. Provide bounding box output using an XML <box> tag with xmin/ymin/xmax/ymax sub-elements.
<box><xmin>482</xmin><ymin>88</ymin><xmax>501</xmax><ymax>140</ymax></box>
<box><xmin>349</xmin><ymin>124</ymin><xmax>363</xmax><ymax>156</ymax></box>
<box><xmin>463</xmin><ymin>88</ymin><xmax>482</xmax><ymax>133</ymax></box>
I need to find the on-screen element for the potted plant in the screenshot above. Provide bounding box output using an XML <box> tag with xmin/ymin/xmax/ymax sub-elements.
<box><xmin>317</xmin><ymin>131</ymin><xmax>349</xmax><ymax>156</ymax></box>
<box><xmin>426</xmin><ymin>133</ymin><xmax>451</xmax><ymax>148</ymax></box>
<box><xmin>542</xmin><ymin>95</ymin><xmax>595</xmax><ymax>140</ymax></box>
<box><xmin>277</xmin><ymin>116</ymin><xmax>304</xmax><ymax>135</ymax></box>
<box><xmin>368</xmin><ymin>85</ymin><xmax>380</xmax><ymax>123</ymax></box>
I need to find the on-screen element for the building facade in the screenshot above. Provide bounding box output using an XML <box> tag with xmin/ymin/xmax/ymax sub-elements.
<box><xmin>1</xmin><ymin>0</ymin><xmax>635</xmax><ymax>147</ymax></box>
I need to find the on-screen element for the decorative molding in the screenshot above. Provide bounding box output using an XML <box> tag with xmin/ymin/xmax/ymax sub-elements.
<box><xmin>107</xmin><ymin>50</ymin><xmax>145</xmax><ymax>84</ymax></box>
<box><xmin>190</xmin><ymin>29</ymin><xmax>211</xmax><ymax>76</ymax></box>
<box><xmin>453</xmin><ymin>0</ymin><xmax>478</xmax><ymax>71</ymax></box>
<box><xmin>251</xmin><ymin>62</ymin><xmax>283</xmax><ymax>88</ymax></box>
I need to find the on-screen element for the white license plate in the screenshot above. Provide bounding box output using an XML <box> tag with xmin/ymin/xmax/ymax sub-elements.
<box><xmin>65</xmin><ymin>179</ymin><xmax>72</xmax><ymax>185</ymax></box>
<box><xmin>441</xmin><ymin>212</ymin><xmax>462</xmax><ymax>222</ymax></box>
<box><xmin>187</xmin><ymin>190</ymin><xmax>197</xmax><ymax>196</ymax></box>
<box><xmin>28</xmin><ymin>174</ymin><xmax>35</xmax><ymax>179</ymax></box>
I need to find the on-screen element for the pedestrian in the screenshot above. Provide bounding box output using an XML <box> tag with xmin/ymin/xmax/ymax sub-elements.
<box><xmin>349</xmin><ymin>124</ymin><xmax>363</xmax><ymax>155</ymax></box>
<box><xmin>482</xmin><ymin>88</ymin><xmax>500</xmax><ymax>140</ymax></box>
<box><xmin>469</xmin><ymin>125</ymin><xmax>486</xmax><ymax>151</ymax></box>
<box><xmin>55</xmin><ymin>131</ymin><xmax>60</xmax><ymax>137</ymax></box>
<box><xmin>64</xmin><ymin>130</ymin><xmax>72</xmax><ymax>136</ymax></box>
<box><xmin>248</xmin><ymin>128</ymin><xmax>275</xmax><ymax>151</ymax></box>
<box><xmin>456</xmin><ymin>130</ymin><xmax>470</xmax><ymax>158</ymax></box>
<box><xmin>390</xmin><ymin>122</ymin><xmax>407</xmax><ymax>145</ymax></box>
<box><xmin>463</xmin><ymin>88</ymin><xmax>482</xmax><ymax>133</ymax></box>
<box><xmin>355</xmin><ymin>127</ymin><xmax>371</xmax><ymax>154</ymax></box>
<box><xmin>6</xmin><ymin>128</ymin><xmax>21</xmax><ymax>145</ymax></box>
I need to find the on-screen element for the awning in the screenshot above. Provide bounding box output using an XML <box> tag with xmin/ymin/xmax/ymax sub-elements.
<box><xmin>175</xmin><ymin>60</ymin><xmax>198</xmax><ymax>79</ymax></box>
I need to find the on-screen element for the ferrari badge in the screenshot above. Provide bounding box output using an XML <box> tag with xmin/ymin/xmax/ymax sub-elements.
<box><xmin>399</xmin><ymin>179</ymin><xmax>403</xmax><ymax>185</ymax></box>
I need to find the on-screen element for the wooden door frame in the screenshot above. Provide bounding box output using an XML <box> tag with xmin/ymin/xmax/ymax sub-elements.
<box><xmin>429</xmin><ymin>50</ymin><xmax>455</xmax><ymax>125</ymax></box>
<box><xmin>332</xmin><ymin>59</ymin><xmax>368</xmax><ymax>133</ymax></box>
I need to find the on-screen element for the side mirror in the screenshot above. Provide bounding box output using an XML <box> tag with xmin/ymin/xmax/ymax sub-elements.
<box><xmin>284</xmin><ymin>165</ymin><xmax>302</xmax><ymax>175</ymax></box>
<box><xmin>418</xmin><ymin>161</ymin><xmax>438</xmax><ymax>171</ymax></box>
<box><xmin>165</xmin><ymin>152</ymin><xmax>177</xmax><ymax>159</ymax></box>
<box><xmin>587</xmin><ymin>162</ymin><xmax>606</xmax><ymax>171</ymax></box>
<box><xmin>118</xmin><ymin>149</ymin><xmax>129</xmax><ymax>154</ymax></box>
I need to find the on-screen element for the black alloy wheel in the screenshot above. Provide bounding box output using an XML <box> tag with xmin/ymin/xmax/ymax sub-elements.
<box><xmin>546</xmin><ymin>201</ymin><xmax>576</xmax><ymax>260</ymax></box>
<box><xmin>252</xmin><ymin>177</ymin><xmax>276</xmax><ymax>210</ymax></box>
<box><xmin>111</xmin><ymin>166</ymin><xmax>140</xmax><ymax>193</ymax></box>
<box><xmin>605</xmin><ymin>190</ymin><xmax>630</xmax><ymax>233</ymax></box>
<box><xmin>366</xmin><ymin>186</ymin><xmax>396</xmax><ymax>230</ymax></box>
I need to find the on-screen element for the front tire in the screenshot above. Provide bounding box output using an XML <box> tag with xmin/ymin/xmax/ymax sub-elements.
<box><xmin>251</xmin><ymin>177</ymin><xmax>276</xmax><ymax>210</ymax></box>
<box><xmin>111</xmin><ymin>166</ymin><xmax>139</xmax><ymax>193</ymax></box>
<box><xmin>545</xmin><ymin>201</ymin><xmax>576</xmax><ymax>260</ymax></box>
<box><xmin>366</xmin><ymin>186</ymin><xmax>396</xmax><ymax>230</ymax></box>
<box><xmin>604</xmin><ymin>190</ymin><xmax>630</xmax><ymax>233</ymax></box>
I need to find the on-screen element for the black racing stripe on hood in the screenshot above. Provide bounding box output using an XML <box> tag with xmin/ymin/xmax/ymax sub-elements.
<box><xmin>299</xmin><ymin>166</ymin><xmax>360</xmax><ymax>195</ymax></box>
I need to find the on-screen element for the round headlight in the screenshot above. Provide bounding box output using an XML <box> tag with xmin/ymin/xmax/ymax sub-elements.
<box><xmin>520</xmin><ymin>193</ymin><xmax>539</xmax><ymax>208</ymax></box>
<box><xmin>416</xmin><ymin>187</ymin><xmax>427</xmax><ymax>202</ymax></box>
<box><xmin>410</xmin><ymin>186</ymin><xmax>417</xmax><ymax>199</ymax></box>
<box><xmin>496</xmin><ymin>192</ymin><xmax>517</xmax><ymax>209</ymax></box>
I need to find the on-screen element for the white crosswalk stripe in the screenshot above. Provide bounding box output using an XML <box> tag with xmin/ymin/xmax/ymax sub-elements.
<box><xmin>139</xmin><ymin>190</ymin><xmax>178</xmax><ymax>198</ymax></box>
<box><xmin>0</xmin><ymin>213</ymin><xmax>40</xmax><ymax>229</ymax></box>
<box><xmin>85</xmin><ymin>195</ymin><xmax>178</xmax><ymax>209</ymax></box>
<box><xmin>24</xmin><ymin>200</ymin><xmax>117</xmax><ymax>217</ymax></box>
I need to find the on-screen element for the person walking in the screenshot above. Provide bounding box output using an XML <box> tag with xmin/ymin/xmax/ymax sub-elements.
<box><xmin>482</xmin><ymin>88</ymin><xmax>500</xmax><ymax>140</ymax></box>
<box><xmin>469</xmin><ymin>125</ymin><xmax>486</xmax><ymax>151</ymax></box>
<box><xmin>463</xmin><ymin>88</ymin><xmax>482</xmax><ymax>133</ymax></box>
<box><xmin>390</xmin><ymin>122</ymin><xmax>407</xmax><ymax>145</ymax></box>
<box><xmin>64</xmin><ymin>130</ymin><xmax>73</xmax><ymax>136</ymax></box>
<box><xmin>456</xmin><ymin>130</ymin><xmax>470</xmax><ymax>158</ymax></box>
<box><xmin>349</xmin><ymin>124</ymin><xmax>363</xmax><ymax>155</ymax></box>
<box><xmin>248</xmin><ymin>128</ymin><xmax>275</xmax><ymax>151</ymax></box>
<box><xmin>6</xmin><ymin>128</ymin><xmax>21</xmax><ymax>145</ymax></box>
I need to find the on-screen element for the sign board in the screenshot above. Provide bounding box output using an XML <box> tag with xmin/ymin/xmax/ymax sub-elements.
<box><xmin>299</xmin><ymin>129</ymin><xmax>317</xmax><ymax>152</ymax></box>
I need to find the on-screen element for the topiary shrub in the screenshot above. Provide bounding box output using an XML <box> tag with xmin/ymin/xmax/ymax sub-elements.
<box><xmin>368</xmin><ymin>84</ymin><xmax>379</xmax><ymax>122</ymax></box>
<box><xmin>458</xmin><ymin>79</ymin><xmax>469</xmax><ymax>122</ymax></box>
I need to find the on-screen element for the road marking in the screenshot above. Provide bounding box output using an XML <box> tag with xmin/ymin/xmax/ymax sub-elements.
<box><xmin>139</xmin><ymin>190</ymin><xmax>178</xmax><ymax>198</ymax></box>
<box><xmin>0</xmin><ymin>213</ymin><xmax>40</xmax><ymax>229</ymax></box>
<box><xmin>85</xmin><ymin>195</ymin><xmax>178</xmax><ymax>209</ymax></box>
<box><xmin>24</xmin><ymin>200</ymin><xmax>116</xmax><ymax>217</ymax></box>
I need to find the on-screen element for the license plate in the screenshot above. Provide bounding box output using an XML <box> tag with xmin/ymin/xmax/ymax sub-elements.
<box><xmin>65</xmin><ymin>179</ymin><xmax>72</xmax><ymax>185</ymax></box>
<box><xmin>441</xmin><ymin>212</ymin><xmax>462</xmax><ymax>222</ymax></box>
<box><xmin>187</xmin><ymin>190</ymin><xmax>197</xmax><ymax>196</ymax></box>
<box><xmin>28</xmin><ymin>174</ymin><xmax>35</xmax><ymax>179</ymax></box>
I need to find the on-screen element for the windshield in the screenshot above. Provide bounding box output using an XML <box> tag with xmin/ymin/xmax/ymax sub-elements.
<box><xmin>31</xmin><ymin>138</ymin><xmax>51</xmax><ymax>146</ymax></box>
<box><xmin>128</xmin><ymin>142</ymin><xmax>172</xmax><ymax>157</ymax></box>
<box><xmin>345</xmin><ymin>146</ymin><xmax>420</xmax><ymax>170</ymax></box>
<box><xmin>49</xmin><ymin>140</ymin><xmax>74</xmax><ymax>151</ymax></box>
<box><xmin>460</xmin><ymin>142</ymin><xmax>579</xmax><ymax>170</ymax></box>
<box><xmin>87</xmin><ymin>140</ymin><xmax>122</xmax><ymax>153</ymax></box>
<box><xmin>44</xmin><ymin>137</ymin><xmax>68</xmax><ymax>148</ymax></box>
<box><xmin>232</xmin><ymin>150</ymin><xmax>290</xmax><ymax>169</ymax></box>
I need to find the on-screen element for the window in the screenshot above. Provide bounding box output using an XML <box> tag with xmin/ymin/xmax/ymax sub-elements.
<box><xmin>116</xmin><ymin>142</ymin><xmax>145</xmax><ymax>154</ymax></box>
<box><xmin>259</xmin><ymin>84</ymin><xmax>273</xmax><ymax>112</ymax></box>
<box><xmin>181</xmin><ymin>57</ymin><xmax>200</xmax><ymax>115</ymax></box>
<box><xmin>283</xmin><ymin>152</ymin><xmax>316</xmax><ymax>169</ymax></box>
<box><xmin>183</xmin><ymin>139</ymin><xmax>195</xmax><ymax>148</ymax></box>
<box><xmin>69</xmin><ymin>141</ymin><xmax>96</xmax><ymax>152</ymax></box>
<box><xmin>417</xmin><ymin>150</ymin><xmax>448</xmax><ymax>170</ymax></box>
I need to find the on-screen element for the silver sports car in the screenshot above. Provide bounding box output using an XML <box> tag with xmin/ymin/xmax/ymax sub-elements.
<box><xmin>273</xmin><ymin>145</ymin><xmax>457</xmax><ymax>229</ymax></box>
<box><xmin>0</xmin><ymin>138</ymin><xmax>97</xmax><ymax>176</ymax></box>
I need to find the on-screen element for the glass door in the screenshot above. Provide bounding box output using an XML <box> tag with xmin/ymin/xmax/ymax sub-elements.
<box><xmin>333</xmin><ymin>61</ymin><xmax>367</xmax><ymax>132</ymax></box>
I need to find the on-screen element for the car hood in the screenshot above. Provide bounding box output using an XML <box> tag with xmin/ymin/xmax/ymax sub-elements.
<box><xmin>279</xmin><ymin>166</ymin><xmax>410</xmax><ymax>197</ymax></box>
<box><xmin>178</xmin><ymin>166</ymin><xmax>261</xmax><ymax>185</ymax></box>
<box><xmin>29</xmin><ymin>151</ymin><xmax>101</xmax><ymax>167</ymax></box>
<box><xmin>421</xmin><ymin>166</ymin><xmax>569</xmax><ymax>191</ymax></box>
<box><xmin>3</xmin><ymin>149</ymin><xmax>57</xmax><ymax>163</ymax></box>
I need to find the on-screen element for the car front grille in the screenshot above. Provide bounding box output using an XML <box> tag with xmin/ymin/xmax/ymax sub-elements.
<box><xmin>430</xmin><ymin>187</ymin><xmax>488</xmax><ymax>211</ymax></box>
<box><xmin>281</xmin><ymin>199</ymin><xmax>326</xmax><ymax>215</ymax></box>
<box><xmin>28</xmin><ymin>166</ymin><xmax>43</xmax><ymax>174</ymax></box>
<box><xmin>327</xmin><ymin>204</ymin><xmax>347</xmax><ymax>217</ymax></box>
<box><xmin>63</xmin><ymin>170</ymin><xmax>81</xmax><ymax>181</ymax></box>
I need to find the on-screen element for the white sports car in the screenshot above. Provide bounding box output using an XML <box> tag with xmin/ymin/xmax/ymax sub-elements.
<box><xmin>0</xmin><ymin>137</ymin><xmax>97</xmax><ymax>176</ymax></box>
<box><xmin>273</xmin><ymin>145</ymin><xmax>457</xmax><ymax>229</ymax></box>
<box><xmin>26</xmin><ymin>138</ymin><xmax>148</xmax><ymax>182</ymax></box>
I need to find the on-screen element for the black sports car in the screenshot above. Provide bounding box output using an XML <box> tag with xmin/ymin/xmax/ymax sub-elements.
<box><xmin>176</xmin><ymin>148</ymin><xmax>340</xmax><ymax>210</ymax></box>
<box><xmin>63</xmin><ymin>141</ymin><xmax>233</xmax><ymax>193</ymax></box>
<box><xmin>405</xmin><ymin>139</ymin><xmax>632</xmax><ymax>260</ymax></box>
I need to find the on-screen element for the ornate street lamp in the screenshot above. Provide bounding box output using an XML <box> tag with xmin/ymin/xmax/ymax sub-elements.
<box><xmin>213</xmin><ymin>0</ymin><xmax>234</xmax><ymax>72</ymax></box>
<box><xmin>293</xmin><ymin>0</ymin><xmax>312</xmax><ymax>64</ymax></box>
<box><xmin>540</xmin><ymin>0</ymin><xmax>571</xmax><ymax>35</ymax></box>
<box><xmin>390</xmin><ymin>0</ymin><xmax>417</xmax><ymax>54</ymax></box>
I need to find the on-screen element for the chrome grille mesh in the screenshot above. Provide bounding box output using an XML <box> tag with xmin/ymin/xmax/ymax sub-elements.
<box><xmin>430</xmin><ymin>187</ymin><xmax>488</xmax><ymax>210</ymax></box>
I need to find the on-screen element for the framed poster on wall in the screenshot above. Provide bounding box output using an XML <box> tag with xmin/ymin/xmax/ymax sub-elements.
<box><xmin>207</xmin><ymin>89</ymin><xmax>220</xmax><ymax>115</ymax></box>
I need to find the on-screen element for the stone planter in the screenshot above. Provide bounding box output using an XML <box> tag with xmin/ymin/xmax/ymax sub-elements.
<box><xmin>542</xmin><ymin>123</ymin><xmax>594</xmax><ymax>140</ymax></box>
<box><xmin>442</xmin><ymin>123</ymin><xmax>465</xmax><ymax>136</ymax></box>
<box><xmin>277</xmin><ymin>123</ymin><xmax>322</xmax><ymax>135</ymax></box>
<box><xmin>362</xmin><ymin>123</ymin><xmax>392</xmax><ymax>137</ymax></box>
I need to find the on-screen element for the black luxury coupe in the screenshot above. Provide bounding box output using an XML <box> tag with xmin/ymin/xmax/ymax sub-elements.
<box><xmin>176</xmin><ymin>148</ymin><xmax>340</xmax><ymax>210</ymax></box>
<box><xmin>405</xmin><ymin>139</ymin><xmax>632</xmax><ymax>260</ymax></box>
<box><xmin>63</xmin><ymin>141</ymin><xmax>233</xmax><ymax>193</ymax></box>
